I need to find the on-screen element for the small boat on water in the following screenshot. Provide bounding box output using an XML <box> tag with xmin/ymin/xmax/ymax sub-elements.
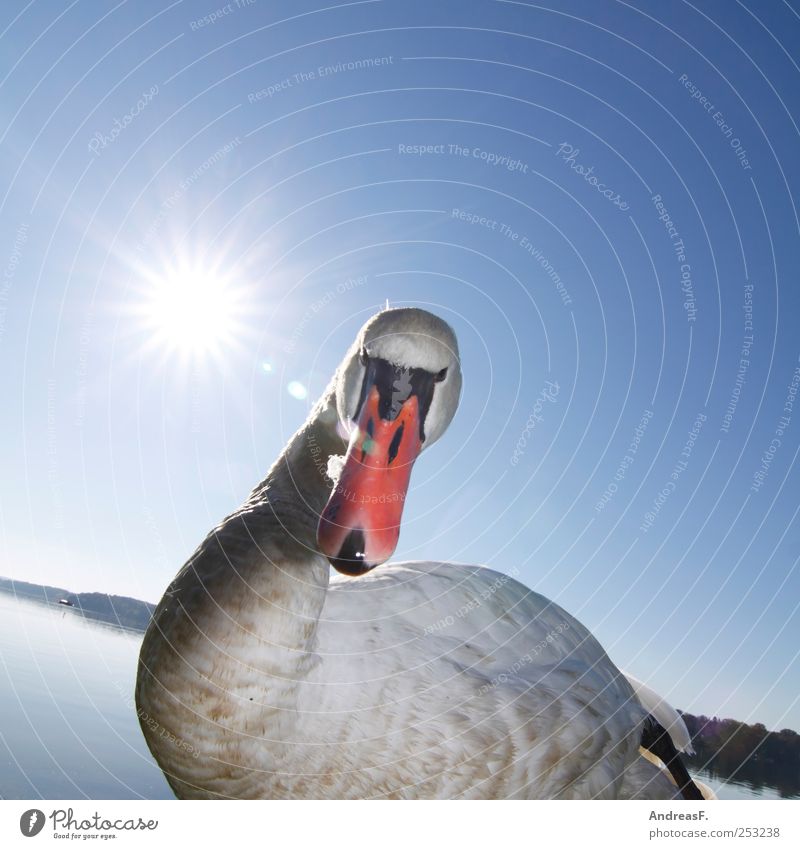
<box><xmin>57</xmin><ymin>598</ymin><xmax>74</xmax><ymax>607</ymax></box>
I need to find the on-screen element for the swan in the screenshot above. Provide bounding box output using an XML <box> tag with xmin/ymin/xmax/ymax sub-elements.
<box><xmin>136</xmin><ymin>306</ymin><xmax>703</xmax><ymax>799</ymax></box>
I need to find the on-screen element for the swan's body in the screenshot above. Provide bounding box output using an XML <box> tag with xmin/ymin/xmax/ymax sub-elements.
<box><xmin>136</xmin><ymin>308</ymin><xmax>695</xmax><ymax>799</ymax></box>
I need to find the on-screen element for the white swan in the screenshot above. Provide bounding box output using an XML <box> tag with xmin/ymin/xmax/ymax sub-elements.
<box><xmin>136</xmin><ymin>307</ymin><xmax>701</xmax><ymax>799</ymax></box>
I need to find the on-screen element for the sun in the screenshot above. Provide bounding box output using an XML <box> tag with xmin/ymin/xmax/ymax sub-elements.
<box><xmin>135</xmin><ymin>259</ymin><xmax>245</xmax><ymax>360</ymax></box>
<box><xmin>147</xmin><ymin>269</ymin><xmax>230</xmax><ymax>353</ymax></box>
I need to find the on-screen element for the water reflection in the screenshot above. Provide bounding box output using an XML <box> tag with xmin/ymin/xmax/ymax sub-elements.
<box><xmin>692</xmin><ymin>762</ymin><xmax>800</xmax><ymax>801</ymax></box>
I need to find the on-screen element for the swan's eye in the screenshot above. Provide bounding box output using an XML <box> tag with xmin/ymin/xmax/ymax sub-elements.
<box><xmin>359</xmin><ymin>348</ymin><xmax>368</xmax><ymax>366</ymax></box>
<box><xmin>434</xmin><ymin>367</ymin><xmax>447</xmax><ymax>383</ymax></box>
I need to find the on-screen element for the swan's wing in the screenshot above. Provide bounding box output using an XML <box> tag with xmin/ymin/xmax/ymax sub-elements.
<box><xmin>322</xmin><ymin>559</ymin><xmax>623</xmax><ymax>663</ymax></box>
<box><xmin>317</xmin><ymin>559</ymin><xmax>633</xmax><ymax>698</ymax></box>
<box><xmin>304</xmin><ymin>560</ymin><xmax>653</xmax><ymax>798</ymax></box>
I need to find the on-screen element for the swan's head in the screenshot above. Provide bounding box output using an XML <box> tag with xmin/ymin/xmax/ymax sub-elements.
<box><xmin>317</xmin><ymin>307</ymin><xmax>462</xmax><ymax>576</ymax></box>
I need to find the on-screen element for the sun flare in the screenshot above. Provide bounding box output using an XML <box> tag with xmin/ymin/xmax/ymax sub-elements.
<box><xmin>136</xmin><ymin>259</ymin><xmax>245</xmax><ymax>360</ymax></box>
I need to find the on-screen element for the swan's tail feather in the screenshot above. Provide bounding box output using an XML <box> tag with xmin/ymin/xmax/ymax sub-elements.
<box><xmin>624</xmin><ymin>672</ymin><xmax>694</xmax><ymax>754</ymax></box>
<box><xmin>623</xmin><ymin>672</ymin><xmax>712</xmax><ymax>801</ymax></box>
<box><xmin>640</xmin><ymin>715</ymin><xmax>704</xmax><ymax>800</ymax></box>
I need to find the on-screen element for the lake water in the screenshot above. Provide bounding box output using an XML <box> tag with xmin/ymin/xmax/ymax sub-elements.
<box><xmin>0</xmin><ymin>592</ymin><xmax>172</xmax><ymax>799</ymax></box>
<box><xmin>691</xmin><ymin>766</ymin><xmax>799</xmax><ymax>801</ymax></box>
<box><xmin>0</xmin><ymin>592</ymin><xmax>794</xmax><ymax>800</ymax></box>
<box><xmin>694</xmin><ymin>769</ymin><xmax>794</xmax><ymax>801</ymax></box>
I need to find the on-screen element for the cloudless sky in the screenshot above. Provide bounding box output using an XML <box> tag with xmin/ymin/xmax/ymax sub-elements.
<box><xmin>1</xmin><ymin>0</ymin><xmax>799</xmax><ymax>731</ymax></box>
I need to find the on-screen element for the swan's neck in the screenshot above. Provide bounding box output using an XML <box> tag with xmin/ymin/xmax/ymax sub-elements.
<box><xmin>139</xmin><ymin>375</ymin><xmax>347</xmax><ymax>727</ymax></box>
<box><xmin>247</xmin><ymin>374</ymin><xmax>345</xmax><ymax>558</ymax></box>
<box><xmin>197</xmin><ymin>372</ymin><xmax>347</xmax><ymax>643</ymax></box>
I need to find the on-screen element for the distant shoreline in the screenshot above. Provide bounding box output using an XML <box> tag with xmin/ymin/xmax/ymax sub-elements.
<box><xmin>0</xmin><ymin>576</ymin><xmax>155</xmax><ymax>632</ymax></box>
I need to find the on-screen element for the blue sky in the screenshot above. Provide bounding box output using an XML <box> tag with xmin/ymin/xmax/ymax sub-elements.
<box><xmin>1</xmin><ymin>0</ymin><xmax>799</xmax><ymax>731</ymax></box>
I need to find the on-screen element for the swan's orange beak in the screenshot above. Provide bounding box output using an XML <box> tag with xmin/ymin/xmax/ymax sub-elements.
<box><xmin>317</xmin><ymin>385</ymin><xmax>422</xmax><ymax>575</ymax></box>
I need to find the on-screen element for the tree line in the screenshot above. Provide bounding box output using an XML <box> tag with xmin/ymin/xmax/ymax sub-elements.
<box><xmin>681</xmin><ymin>711</ymin><xmax>800</xmax><ymax>798</ymax></box>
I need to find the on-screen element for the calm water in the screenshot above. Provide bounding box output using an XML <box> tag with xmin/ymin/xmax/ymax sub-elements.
<box><xmin>0</xmin><ymin>592</ymin><xmax>172</xmax><ymax>799</ymax></box>
<box><xmin>0</xmin><ymin>592</ymin><xmax>793</xmax><ymax>800</ymax></box>
<box><xmin>692</xmin><ymin>767</ymin><xmax>798</xmax><ymax>801</ymax></box>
